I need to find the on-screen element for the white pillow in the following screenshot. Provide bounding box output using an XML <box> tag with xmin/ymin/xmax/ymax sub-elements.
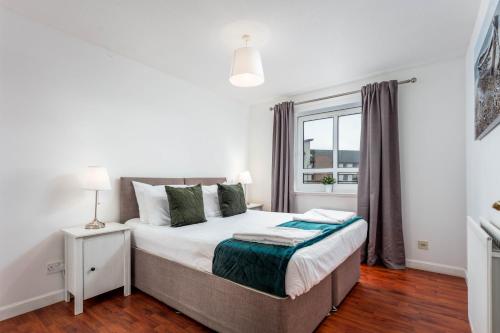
<box><xmin>144</xmin><ymin>184</ymin><xmax>188</xmax><ymax>226</ymax></box>
<box><xmin>202</xmin><ymin>185</ymin><xmax>222</xmax><ymax>217</ymax></box>
<box><xmin>132</xmin><ymin>181</ymin><xmax>150</xmax><ymax>223</ymax></box>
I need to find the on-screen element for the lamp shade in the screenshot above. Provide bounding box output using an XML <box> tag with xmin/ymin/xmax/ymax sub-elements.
<box><xmin>229</xmin><ymin>47</ymin><xmax>264</xmax><ymax>87</ymax></box>
<box><xmin>82</xmin><ymin>166</ymin><xmax>111</xmax><ymax>191</ymax></box>
<box><xmin>238</xmin><ymin>171</ymin><xmax>253</xmax><ymax>185</ymax></box>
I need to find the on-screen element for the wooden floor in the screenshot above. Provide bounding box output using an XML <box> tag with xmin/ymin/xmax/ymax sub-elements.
<box><xmin>0</xmin><ymin>265</ymin><xmax>470</xmax><ymax>333</ymax></box>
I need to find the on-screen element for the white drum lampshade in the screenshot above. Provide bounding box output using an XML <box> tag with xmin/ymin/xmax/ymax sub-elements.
<box><xmin>238</xmin><ymin>170</ymin><xmax>253</xmax><ymax>204</ymax></box>
<box><xmin>82</xmin><ymin>166</ymin><xmax>111</xmax><ymax>191</ymax></box>
<box><xmin>238</xmin><ymin>170</ymin><xmax>253</xmax><ymax>185</ymax></box>
<box><xmin>229</xmin><ymin>35</ymin><xmax>264</xmax><ymax>87</ymax></box>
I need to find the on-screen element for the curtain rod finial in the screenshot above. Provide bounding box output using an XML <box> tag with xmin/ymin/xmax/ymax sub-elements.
<box><xmin>410</xmin><ymin>77</ymin><xmax>417</xmax><ymax>83</ymax></box>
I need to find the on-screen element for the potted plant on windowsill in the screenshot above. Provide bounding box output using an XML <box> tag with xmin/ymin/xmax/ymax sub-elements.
<box><xmin>321</xmin><ymin>175</ymin><xmax>336</xmax><ymax>193</ymax></box>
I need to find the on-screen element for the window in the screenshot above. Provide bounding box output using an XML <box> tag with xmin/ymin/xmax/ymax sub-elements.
<box><xmin>337</xmin><ymin>172</ymin><xmax>359</xmax><ymax>184</ymax></box>
<box><xmin>303</xmin><ymin>172</ymin><xmax>333</xmax><ymax>184</ymax></box>
<box><xmin>296</xmin><ymin>104</ymin><xmax>361</xmax><ymax>193</ymax></box>
<box><xmin>303</xmin><ymin>117</ymin><xmax>333</xmax><ymax>169</ymax></box>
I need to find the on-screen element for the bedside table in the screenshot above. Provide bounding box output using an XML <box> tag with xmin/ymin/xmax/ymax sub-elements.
<box><xmin>247</xmin><ymin>203</ymin><xmax>264</xmax><ymax>211</ymax></box>
<box><xmin>62</xmin><ymin>222</ymin><xmax>131</xmax><ymax>315</ymax></box>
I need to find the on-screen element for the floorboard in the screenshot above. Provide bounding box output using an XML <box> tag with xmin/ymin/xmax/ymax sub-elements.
<box><xmin>0</xmin><ymin>265</ymin><xmax>470</xmax><ymax>332</ymax></box>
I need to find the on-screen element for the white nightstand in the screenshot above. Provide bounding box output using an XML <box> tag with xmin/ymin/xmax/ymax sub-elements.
<box><xmin>62</xmin><ymin>222</ymin><xmax>131</xmax><ymax>315</ymax></box>
<box><xmin>247</xmin><ymin>203</ymin><xmax>264</xmax><ymax>211</ymax></box>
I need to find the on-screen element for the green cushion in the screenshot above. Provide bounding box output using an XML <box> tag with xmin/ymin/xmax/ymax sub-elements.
<box><xmin>165</xmin><ymin>184</ymin><xmax>207</xmax><ymax>227</ymax></box>
<box><xmin>217</xmin><ymin>183</ymin><xmax>247</xmax><ymax>217</ymax></box>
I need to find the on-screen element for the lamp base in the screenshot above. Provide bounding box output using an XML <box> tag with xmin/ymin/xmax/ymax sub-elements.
<box><xmin>85</xmin><ymin>219</ymin><xmax>106</xmax><ymax>229</ymax></box>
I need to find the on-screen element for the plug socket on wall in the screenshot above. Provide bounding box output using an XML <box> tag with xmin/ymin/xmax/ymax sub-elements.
<box><xmin>47</xmin><ymin>260</ymin><xmax>64</xmax><ymax>274</ymax></box>
<box><xmin>417</xmin><ymin>240</ymin><xmax>429</xmax><ymax>250</ymax></box>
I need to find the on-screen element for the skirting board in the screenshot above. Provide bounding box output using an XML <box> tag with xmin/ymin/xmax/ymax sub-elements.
<box><xmin>406</xmin><ymin>259</ymin><xmax>466</xmax><ymax>278</ymax></box>
<box><xmin>0</xmin><ymin>289</ymin><xmax>64</xmax><ymax>321</ymax></box>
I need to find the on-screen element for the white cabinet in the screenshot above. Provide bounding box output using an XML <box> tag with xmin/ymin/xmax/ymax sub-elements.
<box><xmin>63</xmin><ymin>223</ymin><xmax>131</xmax><ymax>315</ymax></box>
<box><xmin>247</xmin><ymin>203</ymin><xmax>263</xmax><ymax>211</ymax></box>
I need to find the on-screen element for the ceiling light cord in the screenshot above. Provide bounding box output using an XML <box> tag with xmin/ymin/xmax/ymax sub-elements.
<box><xmin>242</xmin><ymin>34</ymin><xmax>250</xmax><ymax>47</ymax></box>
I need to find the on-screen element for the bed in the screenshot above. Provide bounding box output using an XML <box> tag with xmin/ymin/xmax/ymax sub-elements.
<box><xmin>120</xmin><ymin>177</ymin><xmax>367</xmax><ymax>333</ymax></box>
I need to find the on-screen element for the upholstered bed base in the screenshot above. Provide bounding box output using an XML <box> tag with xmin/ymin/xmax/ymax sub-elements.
<box><xmin>332</xmin><ymin>246</ymin><xmax>361</xmax><ymax>307</ymax></box>
<box><xmin>121</xmin><ymin>177</ymin><xmax>361</xmax><ymax>332</ymax></box>
<box><xmin>132</xmin><ymin>247</ymin><xmax>360</xmax><ymax>333</ymax></box>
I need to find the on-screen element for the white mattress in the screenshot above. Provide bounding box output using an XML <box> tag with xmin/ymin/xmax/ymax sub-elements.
<box><xmin>126</xmin><ymin>210</ymin><xmax>367</xmax><ymax>299</ymax></box>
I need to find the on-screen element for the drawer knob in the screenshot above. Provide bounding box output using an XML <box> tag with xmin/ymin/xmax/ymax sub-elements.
<box><xmin>90</xmin><ymin>267</ymin><xmax>96</xmax><ymax>272</ymax></box>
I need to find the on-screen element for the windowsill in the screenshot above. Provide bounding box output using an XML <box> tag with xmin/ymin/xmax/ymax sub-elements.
<box><xmin>294</xmin><ymin>191</ymin><xmax>357</xmax><ymax>198</ymax></box>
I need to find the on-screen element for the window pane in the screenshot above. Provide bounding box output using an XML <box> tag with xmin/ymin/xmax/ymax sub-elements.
<box><xmin>303</xmin><ymin>117</ymin><xmax>333</xmax><ymax>169</ymax></box>
<box><xmin>337</xmin><ymin>172</ymin><xmax>358</xmax><ymax>184</ymax></box>
<box><xmin>338</xmin><ymin>113</ymin><xmax>361</xmax><ymax>168</ymax></box>
<box><xmin>303</xmin><ymin>172</ymin><xmax>334</xmax><ymax>184</ymax></box>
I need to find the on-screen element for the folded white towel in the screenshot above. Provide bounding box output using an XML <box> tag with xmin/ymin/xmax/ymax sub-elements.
<box><xmin>233</xmin><ymin>227</ymin><xmax>322</xmax><ymax>246</ymax></box>
<box><xmin>293</xmin><ymin>209</ymin><xmax>356</xmax><ymax>224</ymax></box>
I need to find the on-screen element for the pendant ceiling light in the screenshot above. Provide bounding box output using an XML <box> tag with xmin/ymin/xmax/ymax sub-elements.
<box><xmin>229</xmin><ymin>34</ymin><xmax>264</xmax><ymax>87</ymax></box>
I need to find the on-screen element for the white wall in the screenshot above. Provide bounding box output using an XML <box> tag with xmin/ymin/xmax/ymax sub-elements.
<box><xmin>0</xmin><ymin>7</ymin><xmax>249</xmax><ymax>318</ymax></box>
<box><xmin>465</xmin><ymin>0</ymin><xmax>500</xmax><ymax>223</ymax></box>
<box><xmin>249</xmin><ymin>58</ymin><xmax>467</xmax><ymax>276</ymax></box>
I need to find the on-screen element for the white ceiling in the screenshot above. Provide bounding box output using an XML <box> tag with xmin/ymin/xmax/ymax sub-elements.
<box><xmin>0</xmin><ymin>0</ymin><xmax>480</xmax><ymax>105</ymax></box>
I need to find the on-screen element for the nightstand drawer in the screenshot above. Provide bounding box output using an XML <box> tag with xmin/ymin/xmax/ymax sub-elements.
<box><xmin>83</xmin><ymin>232</ymin><xmax>125</xmax><ymax>299</ymax></box>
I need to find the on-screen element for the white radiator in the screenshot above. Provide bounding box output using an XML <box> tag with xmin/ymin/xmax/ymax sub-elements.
<box><xmin>467</xmin><ymin>217</ymin><xmax>492</xmax><ymax>333</ymax></box>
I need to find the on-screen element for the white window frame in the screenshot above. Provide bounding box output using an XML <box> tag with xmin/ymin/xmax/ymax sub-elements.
<box><xmin>295</xmin><ymin>103</ymin><xmax>361</xmax><ymax>193</ymax></box>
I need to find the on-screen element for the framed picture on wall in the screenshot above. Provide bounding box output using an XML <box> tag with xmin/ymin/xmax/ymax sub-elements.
<box><xmin>475</xmin><ymin>3</ymin><xmax>500</xmax><ymax>140</ymax></box>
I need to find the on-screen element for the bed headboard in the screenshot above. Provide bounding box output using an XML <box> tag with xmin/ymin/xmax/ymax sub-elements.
<box><xmin>119</xmin><ymin>177</ymin><xmax>226</xmax><ymax>223</ymax></box>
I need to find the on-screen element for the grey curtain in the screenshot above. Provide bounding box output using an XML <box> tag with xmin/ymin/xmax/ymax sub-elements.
<box><xmin>271</xmin><ymin>102</ymin><xmax>294</xmax><ymax>212</ymax></box>
<box><xmin>357</xmin><ymin>80</ymin><xmax>405</xmax><ymax>269</ymax></box>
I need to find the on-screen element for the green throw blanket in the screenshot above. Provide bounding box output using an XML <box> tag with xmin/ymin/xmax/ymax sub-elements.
<box><xmin>212</xmin><ymin>216</ymin><xmax>362</xmax><ymax>297</ymax></box>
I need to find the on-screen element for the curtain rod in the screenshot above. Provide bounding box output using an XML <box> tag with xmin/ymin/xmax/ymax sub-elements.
<box><xmin>268</xmin><ymin>77</ymin><xmax>417</xmax><ymax>111</ymax></box>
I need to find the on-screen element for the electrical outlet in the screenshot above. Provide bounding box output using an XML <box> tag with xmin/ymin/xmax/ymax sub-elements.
<box><xmin>417</xmin><ymin>240</ymin><xmax>429</xmax><ymax>250</ymax></box>
<box><xmin>47</xmin><ymin>260</ymin><xmax>64</xmax><ymax>274</ymax></box>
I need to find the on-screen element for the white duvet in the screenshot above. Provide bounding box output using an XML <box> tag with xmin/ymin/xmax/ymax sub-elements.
<box><xmin>126</xmin><ymin>210</ymin><xmax>367</xmax><ymax>299</ymax></box>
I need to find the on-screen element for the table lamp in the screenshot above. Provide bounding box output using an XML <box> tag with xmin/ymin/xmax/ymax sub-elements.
<box><xmin>238</xmin><ymin>171</ymin><xmax>253</xmax><ymax>204</ymax></box>
<box><xmin>82</xmin><ymin>166</ymin><xmax>111</xmax><ymax>229</ymax></box>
